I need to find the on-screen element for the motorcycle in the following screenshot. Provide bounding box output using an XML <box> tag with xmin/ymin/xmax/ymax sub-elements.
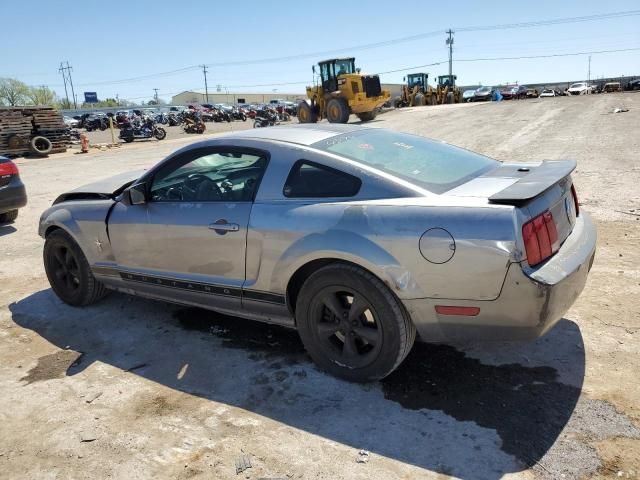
<box><xmin>80</xmin><ymin>114</ymin><xmax>108</xmax><ymax>131</ymax></box>
<box><xmin>119</xmin><ymin>117</ymin><xmax>166</xmax><ymax>142</ymax></box>
<box><xmin>253</xmin><ymin>108</ymin><xmax>279</xmax><ymax>128</ymax></box>
<box><xmin>155</xmin><ymin>112</ymin><xmax>169</xmax><ymax>125</ymax></box>
<box><xmin>167</xmin><ymin>112</ymin><xmax>183</xmax><ymax>126</ymax></box>
<box><xmin>183</xmin><ymin>118</ymin><xmax>206</xmax><ymax>134</ymax></box>
<box><xmin>182</xmin><ymin>111</ymin><xmax>206</xmax><ymax>134</ymax></box>
<box><xmin>230</xmin><ymin>106</ymin><xmax>247</xmax><ymax>121</ymax></box>
<box><xmin>211</xmin><ymin>107</ymin><xmax>232</xmax><ymax>123</ymax></box>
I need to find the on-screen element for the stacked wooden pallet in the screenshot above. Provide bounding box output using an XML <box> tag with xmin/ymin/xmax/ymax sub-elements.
<box><xmin>0</xmin><ymin>106</ymin><xmax>70</xmax><ymax>157</ymax></box>
<box><xmin>31</xmin><ymin>108</ymin><xmax>70</xmax><ymax>154</ymax></box>
<box><xmin>0</xmin><ymin>109</ymin><xmax>33</xmax><ymax>157</ymax></box>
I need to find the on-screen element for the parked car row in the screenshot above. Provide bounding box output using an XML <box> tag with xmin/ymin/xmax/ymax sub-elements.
<box><xmin>461</xmin><ymin>78</ymin><xmax>638</xmax><ymax>103</ymax></box>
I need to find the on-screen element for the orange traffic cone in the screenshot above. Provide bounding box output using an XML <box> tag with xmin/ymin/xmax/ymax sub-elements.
<box><xmin>80</xmin><ymin>133</ymin><xmax>89</xmax><ymax>153</ymax></box>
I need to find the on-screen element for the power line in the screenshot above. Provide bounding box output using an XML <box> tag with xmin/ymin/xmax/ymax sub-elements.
<box><xmin>36</xmin><ymin>9</ymin><xmax>640</xmax><ymax>88</ymax></box>
<box><xmin>123</xmin><ymin>46</ymin><xmax>640</xmax><ymax>97</ymax></box>
<box><xmin>454</xmin><ymin>46</ymin><xmax>640</xmax><ymax>62</ymax></box>
<box><xmin>456</xmin><ymin>10</ymin><xmax>640</xmax><ymax>32</ymax></box>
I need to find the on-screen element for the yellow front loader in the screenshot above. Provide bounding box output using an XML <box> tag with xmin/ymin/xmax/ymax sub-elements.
<box><xmin>298</xmin><ymin>58</ymin><xmax>390</xmax><ymax>123</ymax></box>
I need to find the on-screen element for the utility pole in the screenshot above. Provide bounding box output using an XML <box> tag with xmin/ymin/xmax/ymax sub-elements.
<box><xmin>587</xmin><ymin>55</ymin><xmax>591</xmax><ymax>85</ymax></box>
<box><xmin>153</xmin><ymin>88</ymin><xmax>159</xmax><ymax>104</ymax></box>
<box><xmin>446</xmin><ymin>29</ymin><xmax>454</xmax><ymax>78</ymax></box>
<box><xmin>201</xmin><ymin>65</ymin><xmax>209</xmax><ymax>103</ymax></box>
<box><xmin>65</xmin><ymin>62</ymin><xmax>77</xmax><ymax>109</ymax></box>
<box><xmin>58</xmin><ymin>62</ymin><xmax>70</xmax><ymax>108</ymax></box>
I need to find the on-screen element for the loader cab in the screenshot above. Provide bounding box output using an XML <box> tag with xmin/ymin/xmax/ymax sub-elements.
<box><xmin>407</xmin><ymin>73</ymin><xmax>428</xmax><ymax>91</ymax></box>
<box><xmin>438</xmin><ymin>75</ymin><xmax>457</xmax><ymax>88</ymax></box>
<box><xmin>318</xmin><ymin>58</ymin><xmax>356</xmax><ymax>93</ymax></box>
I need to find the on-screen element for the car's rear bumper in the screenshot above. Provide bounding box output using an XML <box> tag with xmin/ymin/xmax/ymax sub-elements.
<box><xmin>404</xmin><ymin>212</ymin><xmax>597</xmax><ymax>344</ymax></box>
<box><xmin>0</xmin><ymin>179</ymin><xmax>27</xmax><ymax>214</ymax></box>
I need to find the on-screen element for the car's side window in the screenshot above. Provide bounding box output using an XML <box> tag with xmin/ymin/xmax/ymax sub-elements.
<box><xmin>283</xmin><ymin>160</ymin><xmax>361</xmax><ymax>198</ymax></box>
<box><xmin>150</xmin><ymin>150</ymin><xmax>267</xmax><ymax>202</ymax></box>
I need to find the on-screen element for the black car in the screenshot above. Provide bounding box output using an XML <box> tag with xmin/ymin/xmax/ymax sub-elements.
<box><xmin>626</xmin><ymin>79</ymin><xmax>640</xmax><ymax>91</ymax></box>
<box><xmin>0</xmin><ymin>156</ymin><xmax>27</xmax><ymax>223</ymax></box>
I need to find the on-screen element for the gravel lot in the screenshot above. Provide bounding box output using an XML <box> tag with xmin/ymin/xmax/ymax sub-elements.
<box><xmin>1</xmin><ymin>93</ymin><xmax>639</xmax><ymax>479</ymax></box>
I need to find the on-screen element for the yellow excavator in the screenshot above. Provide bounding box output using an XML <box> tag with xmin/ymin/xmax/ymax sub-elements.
<box><xmin>298</xmin><ymin>58</ymin><xmax>390</xmax><ymax>123</ymax></box>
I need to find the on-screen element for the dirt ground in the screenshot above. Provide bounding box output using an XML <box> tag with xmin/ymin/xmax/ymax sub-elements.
<box><xmin>1</xmin><ymin>93</ymin><xmax>639</xmax><ymax>480</ymax></box>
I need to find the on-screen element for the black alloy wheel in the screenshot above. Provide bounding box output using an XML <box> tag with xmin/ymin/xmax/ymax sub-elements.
<box><xmin>296</xmin><ymin>264</ymin><xmax>416</xmax><ymax>382</ymax></box>
<box><xmin>50</xmin><ymin>244</ymin><xmax>81</xmax><ymax>296</ymax></box>
<box><xmin>310</xmin><ymin>287</ymin><xmax>382</xmax><ymax>369</ymax></box>
<box><xmin>44</xmin><ymin>230</ymin><xmax>109</xmax><ymax>306</ymax></box>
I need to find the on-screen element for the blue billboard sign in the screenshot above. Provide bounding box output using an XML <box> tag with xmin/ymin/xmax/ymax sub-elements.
<box><xmin>84</xmin><ymin>92</ymin><xmax>98</xmax><ymax>103</ymax></box>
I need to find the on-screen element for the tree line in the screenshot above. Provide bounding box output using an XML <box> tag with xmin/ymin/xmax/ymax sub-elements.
<box><xmin>0</xmin><ymin>77</ymin><xmax>150</xmax><ymax>109</ymax></box>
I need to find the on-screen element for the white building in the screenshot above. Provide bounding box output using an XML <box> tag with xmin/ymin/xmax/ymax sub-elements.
<box><xmin>171</xmin><ymin>89</ymin><xmax>303</xmax><ymax>106</ymax></box>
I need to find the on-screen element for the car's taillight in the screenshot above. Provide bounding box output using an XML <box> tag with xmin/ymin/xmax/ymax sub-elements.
<box><xmin>522</xmin><ymin>210</ymin><xmax>559</xmax><ymax>267</ymax></box>
<box><xmin>571</xmin><ymin>183</ymin><xmax>579</xmax><ymax>216</ymax></box>
<box><xmin>0</xmin><ymin>161</ymin><xmax>18</xmax><ymax>177</ymax></box>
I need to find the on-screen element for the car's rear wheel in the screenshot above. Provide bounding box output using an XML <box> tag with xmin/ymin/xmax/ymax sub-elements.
<box><xmin>44</xmin><ymin>229</ymin><xmax>109</xmax><ymax>306</ymax></box>
<box><xmin>296</xmin><ymin>264</ymin><xmax>415</xmax><ymax>382</ymax></box>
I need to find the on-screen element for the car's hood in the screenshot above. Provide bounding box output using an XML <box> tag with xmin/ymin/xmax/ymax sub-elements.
<box><xmin>53</xmin><ymin>170</ymin><xmax>144</xmax><ymax>205</ymax></box>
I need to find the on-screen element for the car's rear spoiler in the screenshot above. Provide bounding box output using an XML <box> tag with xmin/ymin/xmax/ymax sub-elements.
<box><xmin>488</xmin><ymin>160</ymin><xmax>576</xmax><ymax>205</ymax></box>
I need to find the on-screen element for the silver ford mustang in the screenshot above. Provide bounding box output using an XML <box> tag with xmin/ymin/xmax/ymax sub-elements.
<box><xmin>39</xmin><ymin>124</ymin><xmax>596</xmax><ymax>381</ymax></box>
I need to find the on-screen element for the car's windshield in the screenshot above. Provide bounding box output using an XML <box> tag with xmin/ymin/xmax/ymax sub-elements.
<box><xmin>312</xmin><ymin>129</ymin><xmax>498</xmax><ymax>194</ymax></box>
<box><xmin>571</xmin><ymin>83</ymin><xmax>585</xmax><ymax>88</ymax></box>
<box><xmin>477</xmin><ymin>86</ymin><xmax>491</xmax><ymax>93</ymax></box>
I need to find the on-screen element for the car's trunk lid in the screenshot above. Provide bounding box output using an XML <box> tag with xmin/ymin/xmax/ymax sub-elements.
<box><xmin>446</xmin><ymin>160</ymin><xmax>578</xmax><ymax>248</ymax></box>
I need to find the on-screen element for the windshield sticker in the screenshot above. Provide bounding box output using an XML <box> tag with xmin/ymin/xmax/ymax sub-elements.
<box><xmin>393</xmin><ymin>142</ymin><xmax>414</xmax><ymax>150</ymax></box>
<box><xmin>358</xmin><ymin>143</ymin><xmax>374</xmax><ymax>150</ymax></box>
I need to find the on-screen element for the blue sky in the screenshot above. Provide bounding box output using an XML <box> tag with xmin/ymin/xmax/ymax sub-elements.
<box><xmin>3</xmin><ymin>1</ymin><xmax>639</xmax><ymax>103</ymax></box>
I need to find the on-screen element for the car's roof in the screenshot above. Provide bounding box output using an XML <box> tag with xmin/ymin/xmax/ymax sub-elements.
<box><xmin>212</xmin><ymin>123</ymin><xmax>370</xmax><ymax>147</ymax></box>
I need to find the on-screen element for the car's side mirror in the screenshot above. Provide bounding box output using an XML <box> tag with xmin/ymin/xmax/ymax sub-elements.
<box><xmin>128</xmin><ymin>183</ymin><xmax>147</xmax><ymax>205</ymax></box>
<box><xmin>312</xmin><ymin>65</ymin><xmax>316</xmax><ymax>74</ymax></box>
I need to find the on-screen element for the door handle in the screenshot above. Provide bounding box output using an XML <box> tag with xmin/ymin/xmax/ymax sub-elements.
<box><xmin>209</xmin><ymin>220</ymin><xmax>240</xmax><ymax>233</ymax></box>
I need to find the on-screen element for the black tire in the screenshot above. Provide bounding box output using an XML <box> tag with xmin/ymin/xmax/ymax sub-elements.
<box><xmin>122</xmin><ymin>136</ymin><xmax>134</xmax><ymax>143</ymax></box>
<box><xmin>241</xmin><ymin>113</ymin><xmax>247</xmax><ymax>121</ymax></box>
<box><xmin>154</xmin><ymin>127</ymin><xmax>167</xmax><ymax>140</ymax></box>
<box><xmin>414</xmin><ymin>93</ymin><xmax>426</xmax><ymax>106</ymax></box>
<box><xmin>393</xmin><ymin>96</ymin><xmax>403</xmax><ymax>108</ymax></box>
<box><xmin>297</xmin><ymin>101</ymin><xmax>318</xmax><ymax>123</ymax></box>
<box><xmin>356</xmin><ymin>111</ymin><xmax>377</xmax><ymax>122</ymax></box>
<box><xmin>29</xmin><ymin>136</ymin><xmax>53</xmax><ymax>155</ymax></box>
<box><xmin>326</xmin><ymin>97</ymin><xmax>350</xmax><ymax>123</ymax></box>
<box><xmin>446</xmin><ymin>92</ymin><xmax>454</xmax><ymax>104</ymax></box>
<box><xmin>253</xmin><ymin>120</ymin><xmax>262</xmax><ymax>128</ymax></box>
<box><xmin>0</xmin><ymin>209</ymin><xmax>18</xmax><ymax>223</ymax></box>
<box><xmin>43</xmin><ymin>229</ymin><xmax>109</xmax><ymax>306</ymax></box>
<box><xmin>296</xmin><ymin>264</ymin><xmax>416</xmax><ymax>382</ymax></box>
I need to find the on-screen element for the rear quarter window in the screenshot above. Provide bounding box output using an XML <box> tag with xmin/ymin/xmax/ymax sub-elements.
<box><xmin>283</xmin><ymin>160</ymin><xmax>361</xmax><ymax>198</ymax></box>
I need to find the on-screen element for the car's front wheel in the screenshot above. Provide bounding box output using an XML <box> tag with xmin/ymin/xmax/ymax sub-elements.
<box><xmin>44</xmin><ymin>229</ymin><xmax>109</xmax><ymax>306</ymax></box>
<box><xmin>296</xmin><ymin>264</ymin><xmax>416</xmax><ymax>382</ymax></box>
